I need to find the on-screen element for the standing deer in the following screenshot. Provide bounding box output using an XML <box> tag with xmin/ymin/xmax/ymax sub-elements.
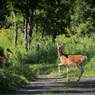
<box><xmin>56</xmin><ymin>43</ymin><xmax>87</xmax><ymax>82</ymax></box>
<box><xmin>0</xmin><ymin>48</ymin><xmax>13</xmax><ymax>65</ymax></box>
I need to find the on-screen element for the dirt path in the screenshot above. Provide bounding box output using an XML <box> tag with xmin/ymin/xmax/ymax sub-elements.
<box><xmin>3</xmin><ymin>75</ymin><xmax>95</xmax><ymax>95</ymax></box>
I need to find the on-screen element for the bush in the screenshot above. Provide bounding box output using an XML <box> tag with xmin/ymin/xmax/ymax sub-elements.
<box><xmin>0</xmin><ymin>69</ymin><xmax>28</xmax><ymax>94</ymax></box>
<box><xmin>0</xmin><ymin>64</ymin><xmax>37</xmax><ymax>94</ymax></box>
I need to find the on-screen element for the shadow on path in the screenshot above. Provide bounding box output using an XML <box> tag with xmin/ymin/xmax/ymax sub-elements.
<box><xmin>3</xmin><ymin>75</ymin><xmax>95</xmax><ymax>95</ymax></box>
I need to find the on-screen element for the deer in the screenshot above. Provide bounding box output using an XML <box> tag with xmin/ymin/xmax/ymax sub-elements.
<box><xmin>56</xmin><ymin>42</ymin><xmax>87</xmax><ymax>82</ymax></box>
<box><xmin>0</xmin><ymin>48</ymin><xmax>13</xmax><ymax>65</ymax></box>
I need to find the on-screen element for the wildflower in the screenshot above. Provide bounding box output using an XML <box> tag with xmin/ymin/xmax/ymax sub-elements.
<box><xmin>69</xmin><ymin>38</ymin><xmax>71</xmax><ymax>41</ymax></box>
<box><xmin>59</xmin><ymin>39</ymin><xmax>62</xmax><ymax>41</ymax></box>
<box><xmin>51</xmin><ymin>27</ymin><xmax>53</xmax><ymax>29</ymax></box>
<box><xmin>64</xmin><ymin>27</ymin><xmax>67</xmax><ymax>30</ymax></box>
<box><xmin>67</xmin><ymin>26</ymin><xmax>69</xmax><ymax>28</ymax></box>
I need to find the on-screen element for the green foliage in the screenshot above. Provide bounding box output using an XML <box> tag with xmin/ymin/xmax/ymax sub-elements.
<box><xmin>0</xmin><ymin>46</ymin><xmax>5</xmax><ymax>56</ymax></box>
<box><xmin>0</xmin><ymin>64</ymin><xmax>37</xmax><ymax>94</ymax></box>
<box><xmin>26</xmin><ymin>42</ymin><xmax>57</xmax><ymax>64</ymax></box>
<box><xmin>0</xmin><ymin>69</ymin><xmax>27</xmax><ymax>94</ymax></box>
<box><xmin>69</xmin><ymin>0</ymin><xmax>95</xmax><ymax>36</ymax></box>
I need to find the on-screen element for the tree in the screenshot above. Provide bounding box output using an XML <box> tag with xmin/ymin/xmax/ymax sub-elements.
<box><xmin>6</xmin><ymin>0</ymin><xmax>38</xmax><ymax>50</ymax></box>
<box><xmin>69</xmin><ymin>0</ymin><xmax>95</xmax><ymax>36</ymax></box>
<box><xmin>0</xmin><ymin>0</ymin><xmax>10</xmax><ymax>28</ymax></box>
<box><xmin>3</xmin><ymin>0</ymin><xmax>95</xmax><ymax>49</ymax></box>
<box><xmin>34</xmin><ymin>0</ymin><xmax>71</xmax><ymax>42</ymax></box>
<box><xmin>12</xmin><ymin>10</ymin><xmax>18</xmax><ymax>47</ymax></box>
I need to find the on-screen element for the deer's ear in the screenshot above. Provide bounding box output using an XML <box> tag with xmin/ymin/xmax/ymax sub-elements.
<box><xmin>61</xmin><ymin>43</ymin><xmax>64</xmax><ymax>47</ymax></box>
<box><xmin>56</xmin><ymin>42</ymin><xmax>58</xmax><ymax>46</ymax></box>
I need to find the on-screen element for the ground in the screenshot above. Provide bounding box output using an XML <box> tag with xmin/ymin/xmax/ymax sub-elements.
<box><xmin>2</xmin><ymin>75</ymin><xmax>95</xmax><ymax>95</ymax></box>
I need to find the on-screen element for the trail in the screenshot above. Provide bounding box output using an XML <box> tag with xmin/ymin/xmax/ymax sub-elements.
<box><xmin>3</xmin><ymin>75</ymin><xmax>95</xmax><ymax>95</ymax></box>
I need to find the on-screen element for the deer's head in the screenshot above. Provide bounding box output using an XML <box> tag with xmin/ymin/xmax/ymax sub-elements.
<box><xmin>56</xmin><ymin>43</ymin><xmax>64</xmax><ymax>51</ymax></box>
<box><xmin>7</xmin><ymin>49</ymin><xmax>13</xmax><ymax>54</ymax></box>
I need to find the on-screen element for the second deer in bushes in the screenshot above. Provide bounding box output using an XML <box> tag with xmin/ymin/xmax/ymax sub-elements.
<box><xmin>0</xmin><ymin>48</ymin><xmax>13</xmax><ymax>65</ymax></box>
<box><xmin>56</xmin><ymin>43</ymin><xmax>87</xmax><ymax>82</ymax></box>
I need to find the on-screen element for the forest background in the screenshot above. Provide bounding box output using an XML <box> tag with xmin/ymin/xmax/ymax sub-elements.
<box><xmin>0</xmin><ymin>0</ymin><xmax>95</xmax><ymax>94</ymax></box>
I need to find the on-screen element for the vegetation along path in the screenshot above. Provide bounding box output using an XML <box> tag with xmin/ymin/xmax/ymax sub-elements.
<box><xmin>3</xmin><ymin>75</ymin><xmax>95</xmax><ymax>95</ymax></box>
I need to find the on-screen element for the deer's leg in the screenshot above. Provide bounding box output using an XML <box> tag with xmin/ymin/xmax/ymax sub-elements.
<box><xmin>58</xmin><ymin>63</ymin><xmax>63</xmax><ymax>73</ymax></box>
<box><xmin>67</xmin><ymin>67</ymin><xmax>69</xmax><ymax>81</ymax></box>
<box><xmin>77</xmin><ymin>66</ymin><xmax>84</xmax><ymax>82</ymax></box>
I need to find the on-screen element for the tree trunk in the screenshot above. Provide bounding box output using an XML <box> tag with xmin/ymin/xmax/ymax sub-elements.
<box><xmin>14</xmin><ymin>24</ymin><xmax>18</xmax><ymax>47</ymax></box>
<box><xmin>52</xmin><ymin>34</ymin><xmax>56</xmax><ymax>43</ymax></box>
<box><xmin>24</xmin><ymin>19</ymin><xmax>28</xmax><ymax>50</ymax></box>
<box><xmin>29</xmin><ymin>7</ymin><xmax>34</xmax><ymax>46</ymax></box>
<box><xmin>12</xmin><ymin>10</ymin><xmax>18</xmax><ymax>47</ymax></box>
<box><xmin>27</xmin><ymin>23</ymin><xmax>30</xmax><ymax>50</ymax></box>
<box><xmin>29</xmin><ymin>0</ymin><xmax>38</xmax><ymax>46</ymax></box>
<box><xmin>24</xmin><ymin>0</ymin><xmax>29</xmax><ymax>50</ymax></box>
<box><xmin>52</xmin><ymin>0</ymin><xmax>59</xmax><ymax>43</ymax></box>
<box><xmin>24</xmin><ymin>0</ymin><xmax>38</xmax><ymax>50</ymax></box>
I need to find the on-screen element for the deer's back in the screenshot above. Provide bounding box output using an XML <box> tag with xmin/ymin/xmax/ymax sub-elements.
<box><xmin>61</xmin><ymin>55</ymin><xmax>87</xmax><ymax>67</ymax></box>
<box><xmin>0</xmin><ymin>56</ymin><xmax>6</xmax><ymax>64</ymax></box>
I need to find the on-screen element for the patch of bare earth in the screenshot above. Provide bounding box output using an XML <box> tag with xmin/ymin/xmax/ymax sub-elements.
<box><xmin>2</xmin><ymin>75</ymin><xmax>95</xmax><ymax>95</ymax></box>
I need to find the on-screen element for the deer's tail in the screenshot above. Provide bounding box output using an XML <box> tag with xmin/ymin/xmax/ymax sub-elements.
<box><xmin>82</xmin><ymin>56</ymin><xmax>87</xmax><ymax>63</ymax></box>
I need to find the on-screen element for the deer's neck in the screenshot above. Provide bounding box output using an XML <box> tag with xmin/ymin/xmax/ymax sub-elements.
<box><xmin>58</xmin><ymin>50</ymin><xmax>68</xmax><ymax>58</ymax></box>
<box><xmin>58</xmin><ymin>50</ymin><xmax>63</xmax><ymax>57</ymax></box>
<box><xmin>5</xmin><ymin>52</ymin><xmax>10</xmax><ymax>62</ymax></box>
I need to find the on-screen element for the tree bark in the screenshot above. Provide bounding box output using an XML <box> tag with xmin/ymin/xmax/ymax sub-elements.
<box><xmin>12</xmin><ymin>10</ymin><xmax>18</xmax><ymax>47</ymax></box>
<box><xmin>29</xmin><ymin>7</ymin><xmax>34</xmax><ymax>46</ymax></box>
<box><xmin>29</xmin><ymin>0</ymin><xmax>38</xmax><ymax>45</ymax></box>
<box><xmin>24</xmin><ymin>0</ymin><xmax>38</xmax><ymax>50</ymax></box>
<box><xmin>24</xmin><ymin>19</ymin><xmax>28</xmax><ymax>50</ymax></box>
<box><xmin>24</xmin><ymin>0</ymin><xmax>29</xmax><ymax>50</ymax></box>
